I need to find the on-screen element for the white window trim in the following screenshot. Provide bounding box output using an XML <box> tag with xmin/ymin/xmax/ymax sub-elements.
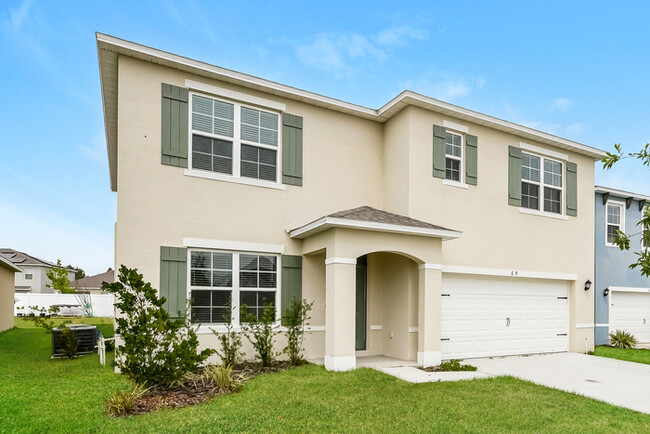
<box><xmin>442</xmin><ymin>179</ymin><xmax>469</xmax><ymax>189</ymax></box>
<box><xmin>24</xmin><ymin>272</ymin><xmax>33</xmax><ymax>280</ymax></box>
<box><xmin>605</xmin><ymin>200</ymin><xmax>625</xmax><ymax>247</ymax></box>
<box><xmin>186</xmin><ymin>249</ymin><xmax>281</xmax><ymax>327</ymax></box>
<box><xmin>520</xmin><ymin>142</ymin><xmax>569</xmax><ymax>161</ymax></box>
<box><xmin>445</xmin><ymin>131</ymin><xmax>463</xmax><ymax>183</ymax></box>
<box><xmin>185</xmin><ymin>79</ymin><xmax>286</xmax><ymax>112</ymax></box>
<box><xmin>442</xmin><ymin>120</ymin><xmax>469</xmax><ymax>134</ymax></box>
<box><xmin>521</xmin><ymin>151</ymin><xmax>564</xmax><ymax>216</ymax></box>
<box><xmin>187</xmin><ymin>91</ymin><xmax>282</xmax><ymax>188</ymax></box>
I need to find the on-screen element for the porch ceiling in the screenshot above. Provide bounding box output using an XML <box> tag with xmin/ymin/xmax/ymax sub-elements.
<box><xmin>289</xmin><ymin>206</ymin><xmax>462</xmax><ymax>241</ymax></box>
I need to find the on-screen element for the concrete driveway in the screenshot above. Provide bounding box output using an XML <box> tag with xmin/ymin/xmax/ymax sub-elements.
<box><xmin>472</xmin><ymin>352</ymin><xmax>650</xmax><ymax>414</ymax></box>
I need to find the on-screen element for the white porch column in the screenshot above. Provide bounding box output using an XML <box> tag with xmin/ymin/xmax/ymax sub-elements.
<box><xmin>418</xmin><ymin>264</ymin><xmax>442</xmax><ymax>367</ymax></box>
<box><xmin>324</xmin><ymin>257</ymin><xmax>357</xmax><ymax>371</ymax></box>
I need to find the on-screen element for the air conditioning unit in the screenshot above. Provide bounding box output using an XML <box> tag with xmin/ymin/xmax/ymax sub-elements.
<box><xmin>52</xmin><ymin>324</ymin><xmax>97</xmax><ymax>357</ymax></box>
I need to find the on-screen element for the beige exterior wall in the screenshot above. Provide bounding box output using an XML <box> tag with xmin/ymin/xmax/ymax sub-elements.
<box><xmin>113</xmin><ymin>54</ymin><xmax>598</xmax><ymax>362</ymax></box>
<box><xmin>0</xmin><ymin>265</ymin><xmax>16</xmax><ymax>332</ymax></box>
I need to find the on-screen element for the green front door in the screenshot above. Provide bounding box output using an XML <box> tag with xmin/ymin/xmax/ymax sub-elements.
<box><xmin>355</xmin><ymin>256</ymin><xmax>367</xmax><ymax>351</ymax></box>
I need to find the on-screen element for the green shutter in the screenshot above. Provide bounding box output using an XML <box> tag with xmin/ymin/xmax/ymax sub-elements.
<box><xmin>160</xmin><ymin>246</ymin><xmax>187</xmax><ymax>319</ymax></box>
<box><xmin>281</xmin><ymin>255</ymin><xmax>302</xmax><ymax>325</ymax></box>
<box><xmin>433</xmin><ymin>125</ymin><xmax>446</xmax><ymax>179</ymax></box>
<box><xmin>282</xmin><ymin>114</ymin><xmax>303</xmax><ymax>186</ymax></box>
<box><xmin>508</xmin><ymin>146</ymin><xmax>522</xmax><ymax>206</ymax></box>
<box><xmin>161</xmin><ymin>83</ymin><xmax>189</xmax><ymax>168</ymax></box>
<box><xmin>466</xmin><ymin>134</ymin><xmax>478</xmax><ymax>185</ymax></box>
<box><xmin>566</xmin><ymin>162</ymin><xmax>578</xmax><ymax>216</ymax></box>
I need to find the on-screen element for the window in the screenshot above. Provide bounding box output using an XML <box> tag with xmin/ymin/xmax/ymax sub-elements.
<box><xmin>606</xmin><ymin>202</ymin><xmax>624</xmax><ymax>246</ymax></box>
<box><xmin>190</xmin><ymin>94</ymin><xmax>279</xmax><ymax>182</ymax></box>
<box><xmin>24</xmin><ymin>272</ymin><xmax>33</xmax><ymax>280</ymax></box>
<box><xmin>521</xmin><ymin>152</ymin><xmax>563</xmax><ymax>214</ymax></box>
<box><xmin>189</xmin><ymin>250</ymin><xmax>278</xmax><ymax>325</ymax></box>
<box><xmin>445</xmin><ymin>132</ymin><xmax>463</xmax><ymax>182</ymax></box>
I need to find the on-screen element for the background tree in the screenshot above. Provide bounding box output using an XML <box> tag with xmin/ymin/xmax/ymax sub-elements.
<box><xmin>46</xmin><ymin>260</ymin><xmax>75</xmax><ymax>294</ymax></box>
<box><xmin>65</xmin><ymin>265</ymin><xmax>86</xmax><ymax>280</ymax></box>
<box><xmin>602</xmin><ymin>143</ymin><xmax>650</xmax><ymax>277</ymax></box>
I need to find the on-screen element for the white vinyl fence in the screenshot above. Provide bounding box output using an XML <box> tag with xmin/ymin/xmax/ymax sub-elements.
<box><xmin>14</xmin><ymin>293</ymin><xmax>115</xmax><ymax>318</ymax></box>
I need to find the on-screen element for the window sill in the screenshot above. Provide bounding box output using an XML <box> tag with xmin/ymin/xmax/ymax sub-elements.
<box><xmin>442</xmin><ymin>179</ymin><xmax>469</xmax><ymax>189</ymax></box>
<box><xmin>519</xmin><ymin>208</ymin><xmax>568</xmax><ymax>220</ymax></box>
<box><xmin>184</xmin><ymin>169</ymin><xmax>286</xmax><ymax>190</ymax></box>
<box><xmin>192</xmin><ymin>324</ymin><xmax>326</xmax><ymax>334</ymax></box>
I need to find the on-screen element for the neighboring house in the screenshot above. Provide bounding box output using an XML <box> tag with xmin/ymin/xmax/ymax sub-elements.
<box><xmin>0</xmin><ymin>256</ymin><xmax>21</xmax><ymax>332</ymax></box>
<box><xmin>0</xmin><ymin>249</ymin><xmax>76</xmax><ymax>293</ymax></box>
<box><xmin>594</xmin><ymin>186</ymin><xmax>650</xmax><ymax>345</ymax></box>
<box><xmin>97</xmin><ymin>33</ymin><xmax>605</xmax><ymax>371</ymax></box>
<box><xmin>71</xmin><ymin>270</ymin><xmax>115</xmax><ymax>294</ymax></box>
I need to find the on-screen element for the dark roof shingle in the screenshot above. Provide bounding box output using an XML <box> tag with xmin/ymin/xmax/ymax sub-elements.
<box><xmin>327</xmin><ymin>206</ymin><xmax>452</xmax><ymax>231</ymax></box>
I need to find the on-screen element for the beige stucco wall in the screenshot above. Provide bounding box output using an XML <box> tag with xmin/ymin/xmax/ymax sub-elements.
<box><xmin>0</xmin><ymin>265</ymin><xmax>16</xmax><ymax>332</ymax></box>
<box><xmin>114</xmin><ymin>54</ymin><xmax>598</xmax><ymax>360</ymax></box>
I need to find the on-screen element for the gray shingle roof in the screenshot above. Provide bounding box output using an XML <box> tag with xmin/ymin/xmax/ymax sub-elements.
<box><xmin>0</xmin><ymin>249</ymin><xmax>56</xmax><ymax>267</ymax></box>
<box><xmin>327</xmin><ymin>206</ymin><xmax>453</xmax><ymax>231</ymax></box>
<box><xmin>71</xmin><ymin>270</ymin><xmax>115</xmax><ymax>290</ymax></box>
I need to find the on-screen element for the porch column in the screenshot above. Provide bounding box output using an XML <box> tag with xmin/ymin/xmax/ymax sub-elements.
<box><xmin>324</xmin><ymin>257</ymin><xmax>357</xmax><ymax>371</ymax></box>
<box><xmin>418</xmin><ymin>264</ymin><xmax>442</xmax><ymax>367</ymax></box>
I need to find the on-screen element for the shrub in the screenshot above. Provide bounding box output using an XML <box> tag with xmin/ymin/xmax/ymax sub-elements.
<box><xmin>210</xmin><ymin>298</ymin><xmax>244</xmax><ymax>367</ymax></box>
<box><xmin>282</xmin><ymin>298</ymin><xmax>313</xmax><ymax>365</ymax></box>
<box><xmin>202</xmin><ymin>364</ymin><xmax>248</xmax><ymax>392</ymax></box>
<box><xmin>104</xmin><ymin>383</ymin><xmax>149</xmax><ymax>417</ymax></box>
<box><xmin>609</xmin><ymin>329</ymin><xmax>637</xmax><ymax>349</ymax></box>
<box><xmin>438</xmin><ymin>359</ymin><xmax>477</xmax><ymax>372</ymax></box>
<box><xmin>241</xmin><ymin>303</ymin><xmax>277</xmax><ymax>367</ymax></box>
<box><xmin>103</xmin><ymin>266</ymin><xmax>214</xmax><ymax>386</ymax></box>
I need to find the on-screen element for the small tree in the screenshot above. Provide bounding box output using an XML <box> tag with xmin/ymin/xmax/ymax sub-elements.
<box><xmin>66</xmin><ymin>265</ymin><xmax>86</xmax><ymax>280</ymax></box>
<box><xmin>282</xmin><ymin>298</ymin><xmax>313</xmax><ymax>365</ymax></box>
<box><xmin>46</xmin><ymin>260</ymin><xmax>75</xmax><ymax>294</ymax></box>
<box><xmin>211</xmin><ymin>298</ymin><xmax>244</xmax><ymax>367</ymax></box>
<box><xmin>103</xmin><ymin>266</ymin><xmax>214</xmax><ymax>386</ymax></box>
<box><xmin>241</xmin><ymin>303</ymin><xmax>277</xmax><ymax>367</ymax></box>
<box><xmin>602</xmin><ymin>143</ymin><xmax>650</xmax><ymax>277</ymax></box>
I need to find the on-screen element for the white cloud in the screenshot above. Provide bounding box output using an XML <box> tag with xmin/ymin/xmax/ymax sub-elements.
<box><xmin>296</xmin><ymin>23</ymin><xmax>428</xmax><ymax>76</ymax></box>
<box><xmin>400</xmin><ymin>76</ymin><xmax>485</xmax><ymax>102</ymax></box>
<box><xmin>8</xmin><ymin>0</ymin><xmax>32</xmax><ymax>30</ymax></box>
<box><xmin>565</xmin><ymin>122</ymin><xmax>586</xmax><ymax>136</ymax></box>
<box><xmin>0</xmin><ymin>198</ymin><xmax>113</xmax><ymax>275</ymax></box>
<box><xmin>374</xmin><ymin>25</ymin><xmax>429</xmax><ymax>46</ymax></box>
<box><xmin>551</xmin><ymin>98</ymin><xmax>573</xmax><ymax>112</ymax></box>
<box><xmin>78</xmin><ymin>135</ymin><xmax>107</xmax><ymax>165</ymax></box>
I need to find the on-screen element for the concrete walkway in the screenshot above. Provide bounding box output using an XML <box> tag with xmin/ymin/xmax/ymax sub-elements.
<box><xmin>472</xmin><ymin>352</ymin><xmax>650</xmax><ymax>414</ymax></box>
<box><xmin>356</xmin><ymin>355</ymin><xmax>492</xmax><ymax>383</ymax></box>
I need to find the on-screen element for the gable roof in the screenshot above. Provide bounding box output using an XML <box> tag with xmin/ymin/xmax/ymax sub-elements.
<box><xmin>0</xmin><ymin>255</ymin><xmax>21</xmax><ymax>273</ymax></box>
<box><xmin>290</xmin><ymin>206</ymin><xmax>461</xmax><ymax>240</ymax></box>
<box><xmin>97</xmin><ymin>33</ymin><xmax>607</xmax><ymax>192</ymax></box>
<box><xmin>71</xmin><ymin>270</ymin><xmax>114</xmax><ymax>290</ymax></box>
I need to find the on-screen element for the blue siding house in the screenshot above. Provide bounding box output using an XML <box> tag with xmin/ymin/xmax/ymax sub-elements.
<box><xmin>595</xmin><ymin>186</ymin><xmax>650</xmax><ymax>345</ymax></box>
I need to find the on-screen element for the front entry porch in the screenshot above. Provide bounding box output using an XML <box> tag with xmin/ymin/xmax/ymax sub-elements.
<box><xmin>289</xmin><ymin>206</ymin><xmax>462</xmax><ymax>372</ymax></box>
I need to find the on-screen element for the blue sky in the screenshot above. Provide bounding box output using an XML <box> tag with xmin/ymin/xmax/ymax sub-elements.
<box><xmin>0</xmin><ymin>1</ymin><xmax>648</xmax><ymax>274</ymax></box>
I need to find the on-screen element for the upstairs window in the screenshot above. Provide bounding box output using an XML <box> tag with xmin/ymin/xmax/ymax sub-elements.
<box><xmin>445</xmin><ymin>132</ymin><xmax>463</xmax><ymax>182</ymax></box>
<box><xmin>190</xmin><ymin>94</ymin><xmax>279</xmax><ymax>183</ymax></box>
<box><xmin>606</xmin><ymin>203</ymin><xmax>624</xmax><ymax>246</ymax></box>
<box><xmin>521</xmin><ymin>152</ymin><xmax>563</xmax><ymax>214</ymax></box>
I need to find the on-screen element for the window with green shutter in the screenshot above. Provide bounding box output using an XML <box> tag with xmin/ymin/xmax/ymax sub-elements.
<box><xmin>508</xmin><ymin>146</ymin><xmax>522</xmax><ymax>206</ymax></box>
<box><xmin>282</xmin><ymin>114</ymin><xmax>303</xmax><ymax>186</ymax></box>
<box><xmin>161</xmin><ymin>84</ymin><xmax>189</xmax><ymax>168</ymax></box>
<box><xmin>566</xmin><ymin>162</ymin><xmax>578</xmax><ymax>216</ymax></box>
<box><xmin>281</xmin><ymin>255</ymin><xmax>302</xmax><ymax>325</ymax></box>
<box><xmin>160</xmin><ymin>246</ymin><xmax>188</xmax><ymax>319</ymax></box>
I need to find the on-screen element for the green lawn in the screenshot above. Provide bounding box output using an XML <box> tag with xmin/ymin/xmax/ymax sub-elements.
<box><xmin>593</xmin><ymin>345</ymin><xmax>650</xmax><ymax>365</ymax></box>
<box><xmin>2</xmin><ymin>320</ymin><xmax>650</xmax><ymax>432</ymax></box>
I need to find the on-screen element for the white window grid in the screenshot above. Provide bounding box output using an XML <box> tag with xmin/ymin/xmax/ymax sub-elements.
<box><xmin>188</xmin><ymin>92</ymin><xmax>282</xmax><ymax>184</ymax></box>
<box><xmin>187</xmin><ymin>249</ymin><xmax>280</xmax><ymax>326</ymax></box>
<box><xmin>521</xmin><ymin>151</ymin><xmax>564</xmax><ymax>215</ymax></box>
<box><xmin>445</xmin><ymin>131</ymin><xmax>463</xmax><ymax>182</ymax></box>
<box><xmin>605</xmin><ymin>201</ymin><xmax>625</xmax><ymax>247</ymax></box>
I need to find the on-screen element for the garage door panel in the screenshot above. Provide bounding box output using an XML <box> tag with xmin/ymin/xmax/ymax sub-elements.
<box><xmin>441</xmin><ymin>276</ymin><xmax>570</xmax><ymax>360</ymax></box>
<box><xmin>610</xmin><ymin>292</ymin><xmax>650</xmax><ymax>343</ymax></box>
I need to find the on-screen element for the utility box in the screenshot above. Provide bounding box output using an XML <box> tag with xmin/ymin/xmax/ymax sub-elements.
<box><xmin>52</xmin><ymin>324</ymin><xmax>98</xmax><ymax>357</ymax></box>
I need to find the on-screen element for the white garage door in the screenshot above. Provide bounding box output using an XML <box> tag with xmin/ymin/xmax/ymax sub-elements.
<box><xmin>441</xmin><ymin>275</ymin><xmax>570</xmax><ymax>360</ymax></box>
<box><xmin>610</xmin><ymin>291</ymin><xmax>650</xmax><ymax>343</ymax></box>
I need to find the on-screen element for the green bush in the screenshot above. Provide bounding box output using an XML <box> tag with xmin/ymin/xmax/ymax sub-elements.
<box><xmin>210</xmin><ymin>298</ymin><xmax>244</xmax><ymax>367</ymax></box>
<box><xmin>609</xmin><ymin>330</ymin><xmax>638</xmax><ymax>349</ymax></box>
<box><xmin>438</xmin><ymin>359</ymin><xmax>477</xmax><ymax>372</ymax></box>
<box><xmin>241</xmin><ymin>303</ymin><xmax>277</xmax><ymax>367</ymax></box>
<box><xmin>282</xmin><ymin>298</ymin><xmax>313</xmax><ymax>365</ymax></box>
<box><xmin>103</xmin><ymin>266</ymin><xmax>214</xmax><ymax>386</ymax></box>
<box><xmin>104</xmin><ymin>383</ymin><xmax>149</xmax><ymax>417</ymax></box>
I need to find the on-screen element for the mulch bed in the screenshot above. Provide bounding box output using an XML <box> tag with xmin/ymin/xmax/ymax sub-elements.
<box><xmin>124</xmin><ymin>361</ymin><xmax>296</xmax><ymax>416</ymax></box>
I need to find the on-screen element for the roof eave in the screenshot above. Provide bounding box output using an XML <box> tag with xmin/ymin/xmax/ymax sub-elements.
<box><xmin>289</xmin><ymin>217</ymin><xmax>462</xmax><ymax>241</ymax></box>
<box><xmin>595</xmin><ymin>186</ymin><xmax>650</xmax><ymax>202</ymax></box>
<box><xmin>0</xmin><ymin>256</ymin><xmax>22</xmax><ymax>273</ymax></box>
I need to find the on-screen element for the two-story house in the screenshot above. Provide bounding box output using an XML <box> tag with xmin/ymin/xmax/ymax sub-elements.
<box><xmin>0</xmin><ymin>249</ymin><xmax>76</xmax><ymax>293</ymax></box>
<box><xmin>97</xmin><ymin>33</ymin><xmax>606</xmax><ymax>371</ymax></box>
<box><xmin>594</xmin><ymin>186</ymin><xmax>650</xmax><ymax>345</ymax></box>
